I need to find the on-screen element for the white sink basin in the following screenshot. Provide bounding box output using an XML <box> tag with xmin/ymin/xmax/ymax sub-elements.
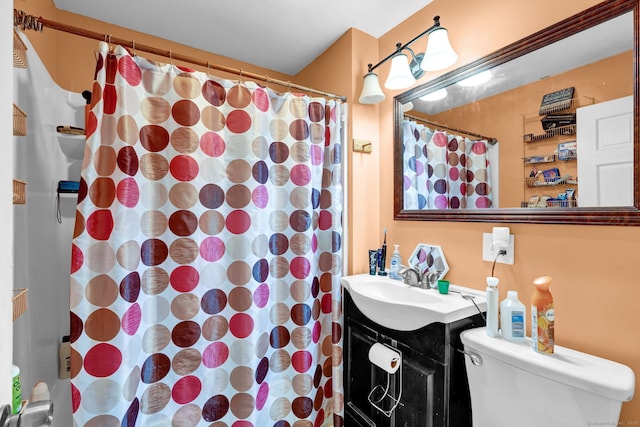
<box><xmin>342</xmin><ymin>274</ymin><xmax>486</xmax><ymax>331</ymax></box>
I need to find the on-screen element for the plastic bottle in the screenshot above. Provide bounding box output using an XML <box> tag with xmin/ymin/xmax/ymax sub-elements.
<box><xmin>59</xmin><ymin>335</ymin><xmax>71</xmax><ymax>379</ymax></box>
<box><xmin>531</xmin><ymin>275</ymin><xmax>555</xmax><ymax>354</ymax></box>
<box><xmin>389</xmin><ymin>245</ymin><xmax>402</xmax><ymax>280</ymax></box>
<box><xmin>485</xmin><ymin>277</ymin><xmax>499</xmax><ymax>337</ymax></box>
<box><xmin>12</xmin><ymin>364</ymin><xmax>22</xmax><ymax>415</ymax></box>
<box><xmin>500</xmin><ymin>290</ymin><xmax>526</xmax><ymax>342</ymax></box>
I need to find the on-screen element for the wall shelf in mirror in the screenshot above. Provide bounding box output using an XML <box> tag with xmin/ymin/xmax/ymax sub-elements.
<box><xmin>525</xmin><ymin>175</ymin><xmax>577</xmax><ymax>187</ymax></box>
<box><xmin>523</xmin><ymin>155</ymin><xmax>556</xmax><ymax>164</ymax></box>
<box><xmin>523</xmin><ymin>124</ymin><xmax>576</xmax><ymax>142</ymax></box>
<box><xmin>393</xmin><ymin>0</ymin><xmax>639</xmax><ymax>225</ymax></box>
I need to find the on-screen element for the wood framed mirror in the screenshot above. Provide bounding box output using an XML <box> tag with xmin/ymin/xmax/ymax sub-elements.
<box><xmin>393</xmin><ymin>0</ymin><xmax>639</xmax><ymax>225</ymax></box>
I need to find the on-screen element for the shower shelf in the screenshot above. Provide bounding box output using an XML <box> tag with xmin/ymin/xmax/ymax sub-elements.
<box><xmin>13</xmin><ymin>29</ymin><xmax>27</xmax><ymax>69</ymax></box>
<box><xmin>13</xmin><ymin>104</ymin><xmax>27</xmax><ymax>136</ymax></box>
<box><xmin>12</xmin><ymin>288</ymin><xmax>28</xmax><ymax>321</ymax></box>
<box><xmin>13</xmin><ymin>179</ymin><xmax>27</xmax><ymax>204</ymax></box>
<box><xmin>56</xmin><ymin>132</ymin><xmax>86</xmax><ymax>160</ymax></box>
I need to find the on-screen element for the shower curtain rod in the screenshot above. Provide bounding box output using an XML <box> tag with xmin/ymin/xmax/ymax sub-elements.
<box><xmin>13</xmin><ymin>8</ymin><xmax>347</xmax><ymax>102</ymax></box>
<box><xmin>403</xmin><ymin>113</ymin><xmax>497</xmax><ymax>145</ymax></box>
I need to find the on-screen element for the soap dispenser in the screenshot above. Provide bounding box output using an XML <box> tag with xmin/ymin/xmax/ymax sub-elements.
<box><xmin>485</xmin><ymin>277</ymin><xmax>499</xmax><ymax>337</ymax></box>
<box><xmin>389</xmin><ymin>244</ymin><xmax>402</xmax><ymax>280</ymax></box>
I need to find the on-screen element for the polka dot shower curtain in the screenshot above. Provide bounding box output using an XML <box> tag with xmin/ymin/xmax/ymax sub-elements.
<box><xmin>402</xmin><ymin>119</ymin><xmax>493</xmax><ymax>209</ymax></box>
<box><xmin>69</xmin><ymin>43</ymin><xmax>345</xmax><ymax>426</ymax></box>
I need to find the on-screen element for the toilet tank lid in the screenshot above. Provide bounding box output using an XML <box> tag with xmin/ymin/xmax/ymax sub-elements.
<box><xmin>460</xmin><ymin>327</ymin><xmax>635</xmax><ymax>402</ymax></box>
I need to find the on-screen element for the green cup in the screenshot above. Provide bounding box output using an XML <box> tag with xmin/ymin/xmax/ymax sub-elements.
<box><xmin>437</xmin><ymin>280</ymin><xmax>450</xmax><ymax>294</ymax></box>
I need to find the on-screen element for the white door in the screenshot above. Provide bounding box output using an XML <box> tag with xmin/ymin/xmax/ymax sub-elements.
<box><xmin>577</xmin><ymin>95</ymin><xmax>634</xmax><ymax>207</ymax></box>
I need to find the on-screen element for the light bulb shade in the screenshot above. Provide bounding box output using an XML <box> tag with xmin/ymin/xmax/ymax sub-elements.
<box><xmin>421</xmin><ymin>27</ymin><xmax>458</xmax><ymax>71</ymax></box>
<box><xmin>384</xmin><ymin>53</ymin><xmax>416</xmax><ymax>90</ymax></box>
<box><xmin>359</xmin><ymin>72</ymin><xmax>386</xmax><ymax>104</ymax></box>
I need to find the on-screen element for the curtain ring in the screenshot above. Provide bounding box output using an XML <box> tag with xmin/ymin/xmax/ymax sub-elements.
<box><xmin>265</xmin><ymin>75</ymin><xmax>270</xmax><ymax>88</ymax></box>
<box><xmin>238</xmin><ymin>68</ymin><xmax>243</xmax><ymax>84</ymax></box>
<box><xmin>287</xmin><ymin>81</ymin><xmax>292</xmax><ymax>91</ymax></box>
<box><xmin>104</xmin><ymin>34</ymin><xmax>114</xmax><ymax>54</ymax></box>
<box><xmin>131</xmin><ymin>40</ymin><xmax>136</xmax><ymax>56</ymax></box>
<box><xmin>206</xmin><ymin>61</ymin><xmax>211</xmax><ymax>76</ymax></box>
<box><xmin>169</xmin><ymin>50</ymin><xmax>173</xmax><ymax>65</ymax></box>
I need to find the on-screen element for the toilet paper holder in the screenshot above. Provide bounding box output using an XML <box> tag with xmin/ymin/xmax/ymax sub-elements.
<box><xmin>368</xmin><ymin>344</ymin><xmax>403</xmax><ymax>417</ymax></box>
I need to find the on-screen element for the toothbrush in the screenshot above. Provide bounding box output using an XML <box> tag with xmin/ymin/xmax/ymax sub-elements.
<box><xmin>378</xmin><ymin>228</ymin><xmax>388</xmax><ymax>276</ymax></box>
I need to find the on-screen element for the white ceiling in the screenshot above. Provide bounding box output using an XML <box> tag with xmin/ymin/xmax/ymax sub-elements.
<box><xmin>52</xmin><ymin>0</ymin><xmax>434</xmax><ymax>75</ymax></box>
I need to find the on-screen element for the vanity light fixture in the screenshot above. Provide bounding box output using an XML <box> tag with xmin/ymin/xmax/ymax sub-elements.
<box><xmin>359</xmin><ymin>15</ymin><xmax>458</xmax><ymax>104</ymax></box>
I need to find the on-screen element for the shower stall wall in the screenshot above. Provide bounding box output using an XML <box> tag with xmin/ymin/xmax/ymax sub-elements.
<box><xmin>13</xmin><ymin>31</ymin><xmax>84</xmax><ymax>427</ymax></box>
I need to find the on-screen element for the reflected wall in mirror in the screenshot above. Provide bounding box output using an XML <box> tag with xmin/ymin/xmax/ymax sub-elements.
<box><xmin>393</xmin><ymin>0</ymin><xmax>640</xmax><ymax>225</ymax></box>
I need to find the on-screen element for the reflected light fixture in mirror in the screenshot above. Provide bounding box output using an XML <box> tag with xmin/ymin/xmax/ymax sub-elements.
<box><xmin>359</xmin><ymin>15</ymin><xmax>458</xmax><ymax>104</ymax></box>
<box><xmin>420</xmin><ymin>88</ymin><xmax>448</xmax><ymax>101</ymax></box>
<box><xmin>458</xmin><ymin>69</ymin><xmax>492</xmax><ymax>87</ymax></box>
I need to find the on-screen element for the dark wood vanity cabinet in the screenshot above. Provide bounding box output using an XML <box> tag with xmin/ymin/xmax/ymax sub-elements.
<box><xmin>343</xmin><ymin>291</ymin><xmax>485</xmax><ymax>427</ymax></box>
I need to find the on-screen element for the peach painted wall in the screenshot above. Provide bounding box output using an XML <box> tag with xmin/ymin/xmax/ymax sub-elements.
<box><xmin>296</xmin><ymin>29</ymin><xmax>378</xmax><ymax>274</ymax></box>
<box><xmin>359</xmin><ymin>0</ymin><xmax>639</xmax><ymax>421</ymax></box>
<box><xmin>296</xmin><ymin>27</ymin><xmax>383</xmax><ymax>274</ymax></box>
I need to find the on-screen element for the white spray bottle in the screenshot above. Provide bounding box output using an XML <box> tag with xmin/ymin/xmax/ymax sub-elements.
<box><xmin>485</xmin><ymin>277</ymin><xmax>499</xmax><ymax>337</ymax></box>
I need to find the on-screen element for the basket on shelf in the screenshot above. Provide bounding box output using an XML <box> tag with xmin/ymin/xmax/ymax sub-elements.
<box><xmin>525</xmin><ymin>176</ymin><xmax>537</xmax><ymax>187</ymax></box>
<box><xmin>523</xmin><ymin>154</ymin><xmax>556</xmax><ymax>164</ymax></box>
<box><xmin>13</xmin><ymin>179</ymin><xmax>27</xmax><ymax>204</ymax></box>
<box><xmin>13</xmin><ymin>30</ymin><xmax>27</xmax><ymax>69</ymax></box>
<box><xmin>13</xmin><ymin>104</ymin><xmax>27</xmax><ymax>136</ymax></box>
<box><xmin>12</xmin><ymin>288</ymin><xmax>28</xmax><ymax>321</ymax></box>
<box><xmin>546</xmin><ymin>199</ymin><xmax>578</xmax><ymax>208</ymax></box>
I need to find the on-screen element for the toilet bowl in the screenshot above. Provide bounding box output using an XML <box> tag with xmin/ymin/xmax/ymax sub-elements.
<box><xmin>460</xmin><ymin>327</ymin><xmax>635</xmax><ymax>427</ymax></box>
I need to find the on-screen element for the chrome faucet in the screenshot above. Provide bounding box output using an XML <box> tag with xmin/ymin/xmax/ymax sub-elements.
<box><xmin>400</xmin><ymin>265</ymin><xmax>422</xmax><ymax>287</ymax></box>
<box><xmin>400</xmin><ymin>266</ymin><xmax>440</xmax><ymax>289</ymax></box>
<box><xmin>422</xmin><ymin>271</ymin><xmax>439</xmax><ymax>289</ymax></box>
<box><xmin>400</xmin><ymin>265</ymin><xmax>440</xmax><ymax>289</ymax></box>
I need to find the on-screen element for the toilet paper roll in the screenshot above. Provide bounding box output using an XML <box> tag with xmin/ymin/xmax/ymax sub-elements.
<box><xmin>368</xmin><ymin>343</ymin><xmax>401</xmax><ymax>374</ymax></box>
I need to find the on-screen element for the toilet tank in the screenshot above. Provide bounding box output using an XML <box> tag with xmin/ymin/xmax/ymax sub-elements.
<box><xmin>460</xmin><ymin>327</ymin><xmax>635</xmax><ymax>427</ymax></box>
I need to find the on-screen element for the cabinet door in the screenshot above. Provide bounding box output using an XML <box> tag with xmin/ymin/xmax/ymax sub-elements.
<box><xmin>345</xmin><ymin>318</ymin><xmax>387</xmax><ymax>426</ymax></box>
<box><xmin>392</xmin><ymin>357</ymin><xmax>435</xmax><ymax>427</ymax></box>
<box><xmin>345</xmin><ymin>316</ymin><xmax>437</xmax><ymax>427</ymax></box>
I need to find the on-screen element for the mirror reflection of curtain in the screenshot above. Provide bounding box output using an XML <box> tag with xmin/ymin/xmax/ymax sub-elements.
<box><xmin>69</xmin><ymin>43</ymin><xmax>345</xmax><ymax>426</ymax></box>
<box><xmin>403</xmin><ymin>120</ymin><xmax>493</xmax><ymax>209</ymax></box>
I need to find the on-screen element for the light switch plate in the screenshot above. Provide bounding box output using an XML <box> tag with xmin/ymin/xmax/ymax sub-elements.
<box><xmin>482</xmin><ymin>232</ymin><xmax>515</xmax><ymax>265</ymax></box>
